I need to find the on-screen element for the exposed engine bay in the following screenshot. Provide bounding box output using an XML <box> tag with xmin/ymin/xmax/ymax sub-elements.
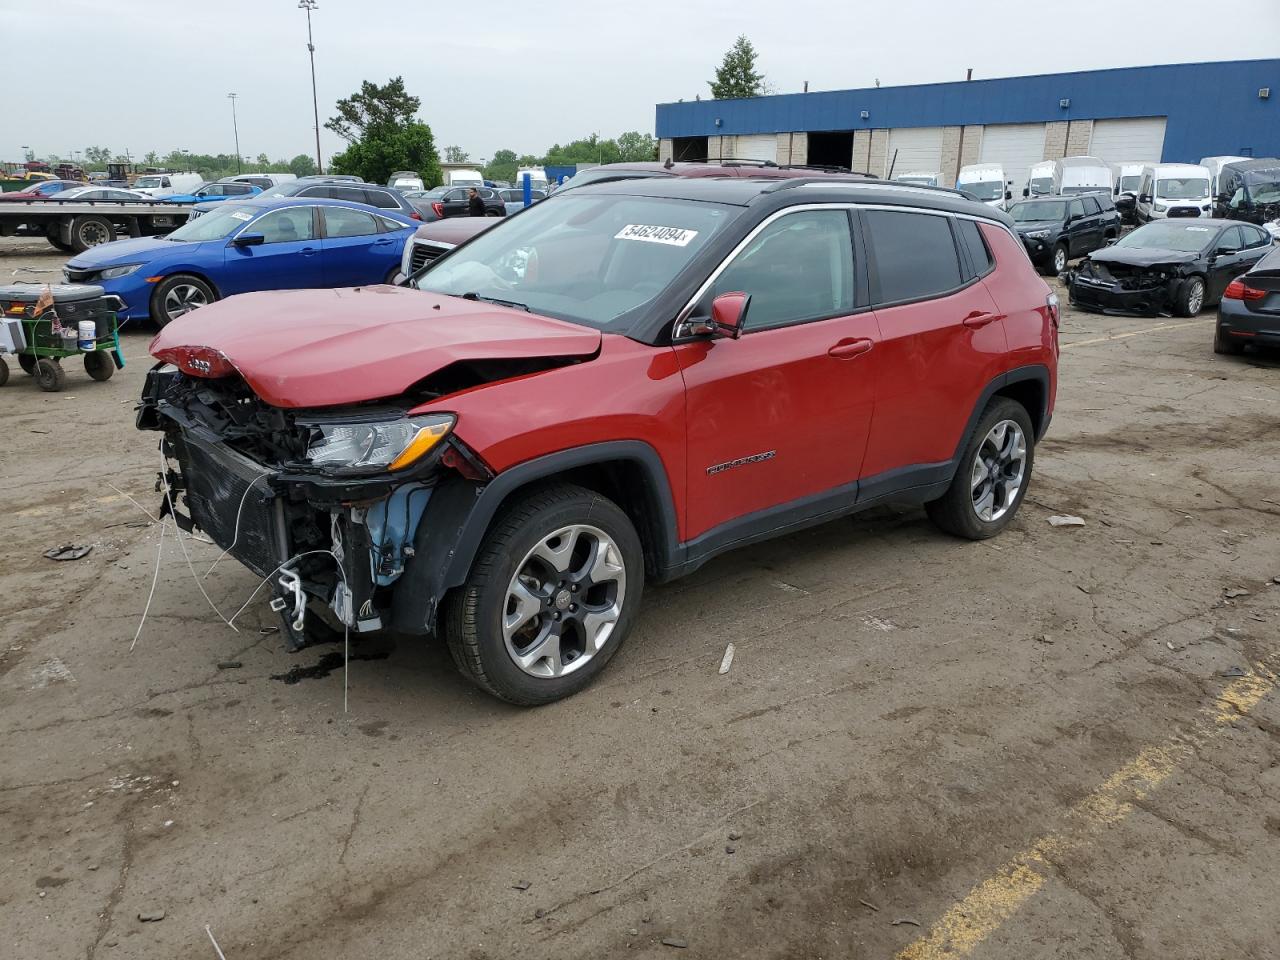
<box><xmin>1067</xmin><ymin>258</ymin><xmax>1196</xmax><ymax>316</ymax></box>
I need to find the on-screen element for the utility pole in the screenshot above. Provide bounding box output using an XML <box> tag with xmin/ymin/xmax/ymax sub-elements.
<box><xmin>228</xmin><ymin>93</ymin><xmax>242</xmax><ymax>173</ymax></box>
<box><xmin>299</xmin><ymin>0</ymin><xmax>323</xmax><ymax>174</ymax></box>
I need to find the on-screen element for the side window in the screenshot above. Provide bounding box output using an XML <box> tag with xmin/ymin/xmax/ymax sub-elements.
<box><xmin>250</xmin><ymin>207</ymin><xmax>317</xmax><ymax>244</ymax></box>
<box><xmin>864</xmin><ymin>209</ymin><xmax>963</xmax><ymax>304</ymax></box>
<box><xmin>710</xmin><ymin>210</ymin><xmax>854</xmax><ymax>331</ymax></box>
<box><xmin>1081</xmin><ymin>196</ymin><xmax>1101</xmax><ymax>215</ymax></box>
<box><xmin>376</xmin><ymin>215</ymin><xmax>406</xmax><ymax>232</ymax></box>
<box><xmin>331</xmin><ymin>186</ymin><xmax>366</xmax><ymax>204</ymax></box>
<box><xmin>324</xmin><ymin>206</ymin><xmax>379</xmax><ymax>238</ymax></box>
<box><xmin>955</xmin><ymin>219</ymin><xmax>994</xmax><ymax>276</ymax></box>
<box><xmin>1069</xmin><ymin>199</ymin><xmax>1086</xmax><ymax>219</ymax></box>
<box><xmin>161</xmin><ymin>177</ymin><xmax>171</xmax><ymax>187</ymax></box>
<box><xmin>1246</xmin><ymin>226</ymin><xmax>1270</xmax><ymax>248</ymax></box>
<box><xmin>364</xmin><ymin>189</ymin><xmax>400</xmax><ymax>209</ymax></box>
<box><xmin>1219</xmin><ymin>226</ymin><xmax>1245</xmax><ymax>251</ymax></box>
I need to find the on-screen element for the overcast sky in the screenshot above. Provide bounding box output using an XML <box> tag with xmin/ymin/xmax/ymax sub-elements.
<box><xmin>7</xmin><ymin>0</ymin><xmax>1278</xmax><ymax>167</ymax></box>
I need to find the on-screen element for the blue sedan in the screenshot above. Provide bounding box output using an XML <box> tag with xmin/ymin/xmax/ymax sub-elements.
<box><xmin>162</xmin><ymin>182</ymin><xmax>263</xmax><ymax>204</ymax></box>
<box><xmin>63</xmin><ymin>197</ymin><xmax>415</xmax><ymax>326</ymax></box>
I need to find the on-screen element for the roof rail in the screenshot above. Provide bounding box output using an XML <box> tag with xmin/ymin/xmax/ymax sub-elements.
<box><xmin>761</xmin><ymin>176</ymin><xmax>974</xmax><ymax>199</ymax></box>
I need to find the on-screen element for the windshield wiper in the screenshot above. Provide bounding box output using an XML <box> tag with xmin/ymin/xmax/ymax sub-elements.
<box><xmin>459</xmin><ymin>291</ymin><xmax>530</xmax><ymax>312</ymax></box>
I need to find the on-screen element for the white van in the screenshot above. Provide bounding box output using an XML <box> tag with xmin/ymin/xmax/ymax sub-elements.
<box><xmin>1134</xmin><ymin>163</ymin><xmax>1213</xmax><ymax>223</ymax></box>
<box><xmin>446</xmin><ymin>168</ymin><xmax>484</xmax><ymax>187</ymax></box>
<box><xmin>1199</xmin><ymin>156</ymin><xmax>1249</xmax><ymax>197</ymax></box>
<box><xmin>1055</xmin><ymin>156</ymin><xmax>1112</xmax><ymax>196</ymax></box>
<box><xmin>1025</xmin><ymin>160</ymin><xmax>1055</xmax><ymax>198</ymax></box>
<box><xmin>893</xmin><ymin>171</ymin><xmax>939</xmax><ymax>187</ymax></box>
<box><xmin>132</xmin><ymin>172</ymin><xmax>202</xmax><ymax>198</ymax></box>
<box><xmin>956</xmin><ymin>164</ymin><xmax>1011</xmax><ymax>209</ymax></box>
<box><xmin>387</xmin><ymin>170</ymin><xmax>425</xmax><ymax>192</ymax></box>
<box><xmin>515</xmin><ymin>166</ymin><xmax>549</xmax><ymax>191</ymax></box>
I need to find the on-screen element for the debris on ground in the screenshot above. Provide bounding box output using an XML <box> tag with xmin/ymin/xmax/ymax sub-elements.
<box><xmin>512</xmin><ymin>880</ymin><xmax>531</xmax><ymax>891</ymax></box>
<box><xmin>728</xmin><ymin>831</ymin><xmax>741</xmax><ymax>841</ymax></box>
<box><xmin>661</xmin><ymin>937</ymin><xmax>688</xmax><ymax>948</ymax></box>
<box><xmin>1217</xmin><ymin>666</ymin><xmax>1247</xmax><ymax>678</ymax></box>
<box><xmin>215</xmin><ymin>661</ymin><xmax>243</xmax><ymax>670</ymax></box>
<box><xmin>725</xmin><ymin>845</ymin><xmax>736</xmax><ymax>854</ymax></box>
<box><xmin>628</xmin><ymin>928</ymin><xmax>639</xmax><ymax>936</ymax></box>
<box><xmin>1048</xmin><ymin>515</ymin><xmax>1086</xmax><ymax>527</ymax></box>
<box><xmin>1223</xmin><ymin>588</ymin><xmax>1250</xmax><ymax>599</ymax></box>
<box><xmin>534</xmin><ymin>908</ymin><xmax>547</xmax><ymax>919</ymax></box>
<box><xmin>43</xmin><ymin>543</ymin><xmax>92</xmax><ymax>561</ymax></box>
<box><xmin>138</xmin><ymin>910</ymin><xmax>166</xmax><ymax>922</ymax></box>
<box><xmin>859</xmin><ymin>898</ymin><xmax>880</xmax><ymax>912</ymax></box>
<box><xmin>718</xmin><ymin>643</ymin><xmax>735</xmax><ymax>675</ymax></box>
<box><xmin>891</xmin><ymin>917</ymin><xmax>921</xmax><ymax>927</ymax></box>
<box><xmin>1035</xmin><ymin>634</ymin><xmax>1054</xmax><ymax>644</ymax></box>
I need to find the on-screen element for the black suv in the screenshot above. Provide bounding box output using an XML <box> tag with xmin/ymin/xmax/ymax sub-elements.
<box><xmin>414</xmin><ymin>186</ymin><xmax>506</xmax><ymax>220</ymax></box>
<box><xmin>1008</xmin><ymin>193</ymin><xmax>1123</xmax><ymax>275</ymax></box>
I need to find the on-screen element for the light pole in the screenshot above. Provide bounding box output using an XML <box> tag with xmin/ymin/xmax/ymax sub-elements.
<box><xmin>228</xmin><ymin>93</ymin><xmax>242</xmax><ymax>173</ymax></box>
<box><xmin>299</xmin><ymin>0</ymin><xmax>322</xmax><ymax>175</ymax></box>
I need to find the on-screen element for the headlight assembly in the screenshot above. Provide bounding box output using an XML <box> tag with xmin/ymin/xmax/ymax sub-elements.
<box><xmin>100</xmin><ymin>264</ymin><xmax>142</xmax><ymax>280</ymax></box>
<box><xmin>306</xmin><ymin>413</ymin><xmax>455</xmax><ymax>473</ymax></box>
<box><xmin>1154</xmin><ymin>203</ymin><xmax>1168</xmax><ymax>213</ymax></box>
<box><xmin>1025</xmin><ymin>229</ymin><xmax>1051</xmax><ymax>240</ymax></box>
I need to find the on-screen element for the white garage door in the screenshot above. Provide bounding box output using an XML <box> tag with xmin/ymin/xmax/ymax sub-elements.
<box><xmin>730</xmin><ymin>134</ymin><xmax>778</xmax><ymax>161</ymax></box>
<box><xmin>1088</xmin><ymin>117</ymin><xmax>1167</xmax><ymax>166</ymax></box>
<box><xmin>886</xmin><ymin>126</ymin><xmax>944</xmax><ymax>177</ymax></box>
<box><xmin>980</xmin><ymin>123</ymin><xmax>1047</xmax><ymax>196</ymax></box>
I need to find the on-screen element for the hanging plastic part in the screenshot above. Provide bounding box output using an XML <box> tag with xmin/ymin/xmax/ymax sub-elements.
<box><xmin>269</xmin><ymin>566</ymin><xmax>307</xmax><ymax>637</ymax></box>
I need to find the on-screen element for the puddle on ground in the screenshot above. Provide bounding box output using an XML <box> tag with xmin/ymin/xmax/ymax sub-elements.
<box><xmin>269</xmin><ymin>639</ymin><xmax>395</xmax><ymax>685</ymax></box>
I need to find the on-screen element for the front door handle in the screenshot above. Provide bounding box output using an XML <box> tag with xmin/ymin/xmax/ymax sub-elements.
<box><xmin>828</xmin><ymin>337</ymin><xmax>874</xmax><ymax>359</ymax></box>
<box><xmin>962</xmin><ymin>310</ymin><xmax>1004</xmax><ymax>329</ymax></box>
<box><xmin>300</xmin><ymin>246</ymin><xmax>317</xmax><ymax>257</ymax></box>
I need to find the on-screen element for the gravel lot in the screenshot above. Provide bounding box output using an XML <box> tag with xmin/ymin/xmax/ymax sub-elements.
<box><xmin>2</xmin><ymin>235</ymin><xmax>1279</xmax><ymax>960</ymax></box>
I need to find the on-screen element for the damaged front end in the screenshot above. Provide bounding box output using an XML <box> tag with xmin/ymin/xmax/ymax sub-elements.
<box><xmin>1067</xmin><ymin>258</ymin><xmax>1193</xmax><ymax>316</ymax></box>
<box><xmin>136</xmin><ymin>360</ymin><xmax>491</xmax><ymax>650</ymax></box>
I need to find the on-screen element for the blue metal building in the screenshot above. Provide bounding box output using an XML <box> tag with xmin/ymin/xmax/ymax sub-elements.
<box><xmin>654</xmin><ymin>59</ymin><xmax>1279</xmax><ymax>190</ymax></box>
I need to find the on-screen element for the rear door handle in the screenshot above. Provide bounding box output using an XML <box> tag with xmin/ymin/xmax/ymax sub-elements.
<box><xmin>301</xmin><ymin>246</ymin><xmax>317</xmax><ymax>257</ymax></box>
<box><xmin>962</xmin><ymin>310</ymin><xmax>1004</xmax><ymax>329</ymax></box>
<box><xmin>828</xmin><ymin>337</ymin><xmax>874</xmax><ymax>359</ymax></box>
<box><xmin>374</xmin><ymin>237</ymin><xmax>394</xmax><ymax>245</ymax></box>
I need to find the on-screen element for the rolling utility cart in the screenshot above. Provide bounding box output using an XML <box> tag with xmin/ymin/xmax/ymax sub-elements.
<box><xmin>0</xmin><ymin>284</ymin><xmax>125</xmax><ymax>392</ymax></box>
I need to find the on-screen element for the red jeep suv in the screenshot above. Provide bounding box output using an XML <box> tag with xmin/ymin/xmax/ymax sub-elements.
<box><xmin>139</xmin><ymin>176</ymin><xmax>1058</xmax><ymax>704</ymax></box>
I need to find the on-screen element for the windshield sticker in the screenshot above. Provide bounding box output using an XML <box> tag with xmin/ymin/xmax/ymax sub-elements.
<box><xmin>615</xmin><ymin>224</ymin><xmax>699</xmax><ymax>246</ymax></box>
<box><xmin>230</xmin><ymin>211</ymin><xmax>254</xmax><ymax>221</ymax></box>
<box><xmin>1185</xmin><ymin>226</ymin><xmax>1210</xmax><ymax>232</ymax></box>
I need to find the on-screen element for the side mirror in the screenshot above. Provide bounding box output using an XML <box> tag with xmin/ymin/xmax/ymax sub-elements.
<box><xmin>1138</xmin><ymin>194</ymin><xmax>1152</xmax><ymax>204</ymax></box>
<box><xmin>1005</xmin><ymin>190</ymin><xmax>1013</xmax><ymax>201</ymax></box>
<box><xmin>233</xmin><ymin>233</ymin><xmax>265</xmax><ymax>247</ymax></box>
<box><xmin>1021</xmin><ymin>188</ymin><xmax>1029</xmax><ymax>197</ymax></box>
<box><xmin>687</xmin><ymin>291</ymin><xmax>750</xmax><ymax>339</ymax></box>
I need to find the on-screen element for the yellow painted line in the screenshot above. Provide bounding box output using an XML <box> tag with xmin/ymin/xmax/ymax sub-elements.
<box><xmin>1061</xmin><ymin>317</ymin><xmax>1211</xmax><ymax>350</ymax></box>
<box><xmin>897</xmin><ymin>660</ymin><xmax>1277</xmax><ymax>960</ymax></box>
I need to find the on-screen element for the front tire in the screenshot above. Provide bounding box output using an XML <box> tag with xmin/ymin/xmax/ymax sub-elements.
<box><xmin>1051</xmin><ymin>243</ymin><xmax>1068</xmax><ymax>275</ymax></box>
<box><xmin>444</xmin><ymin>483</ymin><xmax>644</xmax><ymax>705</ymax></box>
<box><xmin>926</xmin><ymin>397</ymin><xmax>1035</xmax><ymax>540</ymax></box>
<box><xmin>1176</xmin><ymin>276</ymin><xmax>1205</xmax><ymax>318</ymax></box>
<box><xmin>150</xmin><ymin>274</ymin><xmax>215</xmax><ymax>327</ymax></box>
<box><xmin>34</xmin><ymin>358</ymin><xmax>67</xmax><ymax>392</ymax></box>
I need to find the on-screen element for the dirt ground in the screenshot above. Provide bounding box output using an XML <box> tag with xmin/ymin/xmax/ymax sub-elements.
<box><xmin>2</xmin><ymin>234</ymin><xmax>1279</xmax><ymax>960</ymax></box>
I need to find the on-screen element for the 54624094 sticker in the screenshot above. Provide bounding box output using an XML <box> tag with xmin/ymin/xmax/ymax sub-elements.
<box><xmin>614</xmin><ymin>224</ymin><xmax>699</xmax><ymax>246</ymax></box>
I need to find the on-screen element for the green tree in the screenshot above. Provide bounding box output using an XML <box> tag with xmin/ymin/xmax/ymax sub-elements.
<box><xmin>616</xmin><ymin>131</ymin><xmax>658</xmax><ymax>162</ymax></box>
<box><xmin>288</xmin><ymin>154</ymin><xmax>318</xmax><ymax>177</ymax></box>
<box><xmin>23</xmin><ymin>147</ymin><xmax>35</xmax><ymax>162</ymax></box>
<box><xmin>443</xmin><ymin>145</ymin><xmax>470</xmax><ymax>163</ymax></box>
<box><xmin>709</xmin><ymin>35</ymin><xmax>765</xmax><ymax>100</ymax></box>
<box><xmin>143</xmin><ymin>151</ymin><xmax>159</xmax><ymax>165</ymax></box>
<box><xmin>83</xmin><ymin>146</ymin><xmax>113</xmax><ymax>167</ymax></box>
<box><xmin>545</xmin><ymin>134</ymin><xmax>621</xmax><ymax>167</ymax></box>
<box><xmin>483</xmin><ymin>148</ymin><xmax>519</xmax><ymax>183</ymax></box>
<box><xmin>326</xmin><ymin>77</ymin><xmax>442</xmax><ymax>187</ymax></box>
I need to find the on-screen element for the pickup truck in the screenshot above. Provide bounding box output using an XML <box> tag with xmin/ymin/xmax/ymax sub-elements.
<box><xmin>0</xmin><ymin>198</ymin><xmax>193</xmax><ymax>252</ymax></box>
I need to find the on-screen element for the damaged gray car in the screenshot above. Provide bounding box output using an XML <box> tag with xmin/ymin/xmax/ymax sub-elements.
<box><xmin>1067</xmin><ymin>219</ymin><xmax>1274</xmax><ymax>317</ymax></box>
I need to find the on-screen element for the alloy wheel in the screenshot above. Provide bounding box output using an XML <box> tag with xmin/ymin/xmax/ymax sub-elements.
<box><xmin>164</xmin><ymin>284</ymin><xmax>209</xmax><ymax>319</ymax></box>
<box><xmin>502</xmin><ymin>524</ymin><xmax>627</xmax><ymax>678</ymax></box>
<box><xmin>1053</xmin><ymin>246</ymin><xmax>1067</xmax><ymax>273</ymax></box>
<box><xmin>1187</xmin><ymin>280</ymin><xmax>1204</xmax><ymax>315</ymax></box>
<box><xmin>970</xmin><ymin>419</ymin><xmax>1027</xmax><ymax>523</ymax></box>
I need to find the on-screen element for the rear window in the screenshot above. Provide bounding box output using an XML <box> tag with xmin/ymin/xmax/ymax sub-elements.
<box><xmin>364</xmin><ymin>189</ymin><xmax>401</xmax><ymax>209</ymax></box>
<box><xmin>955</xmin><ymin>219</ymin><xmax>994</xmax><ymax>275</ymax></box>
<box><xmin>864</xmin><ymin>210</ymin><xmax>963</xmax><ymax>304</ymax></box>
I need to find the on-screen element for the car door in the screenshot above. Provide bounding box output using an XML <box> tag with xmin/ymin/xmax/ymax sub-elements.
<box><xmin>856</xmin><ymin>208</ymin><xmax>1009</xmax><ymax>488</ymax></box>
<box><xmin>1079</xmin><ymin>195</ymin><xmax>1104</xmax><ymax>252</ymax></box>
<box><xmin>442</xmin><ymin>189</ymin><xmax>471</xmax><ymax>217</ymax></box>
<box><xmin>1065</xmin><ymin>198</ymin><xmax>1088</xmax><ymax>256</ymax></box>
<box><xmin>1207</xmin><ymin>226</ymin><xmax>1260</xmax><ymax>303</ymax></box>
<box><xmin>673</xmin><ymin>208</ymin><xmax>879</xmax><ymax>541</ymax></box>
<box><xmin>320</xmin><ymin>206</ymin><xmax>402</xmax><ymax>286</ymax></box>
<box><xmin>221</xmin><ymin>205</ymin><xmax>324</xmax><ymax>295</ymax></box>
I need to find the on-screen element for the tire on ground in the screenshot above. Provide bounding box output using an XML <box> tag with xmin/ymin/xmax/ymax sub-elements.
<box><xmin>926</xmin><ymin>396</ymin><xmax>1036</xmax><ymax>540</ymax></box>
<box><xmin>1175</xmin><ymin>276</ymin><xmax>1205</xmax><ymax>318</ymax></box>
<box><xmin>84</xmin><ymin>352</ymin><xmax>115</xmax><ymax>381</ymax></box>
<box><xmin>444</xmin><ymin>482</ymin><xmax>644</xmax><ymax>705</ymax></box>
<box><xmin>34</xmin><ymin>358</ymin><xmax>67</xmax><ymax>392</ymax></box>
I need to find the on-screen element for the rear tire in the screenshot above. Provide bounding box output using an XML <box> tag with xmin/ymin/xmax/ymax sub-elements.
<box><xmin>1213</xmin><ymin>323</ymin><xmax>1245</xmax><ymax>356</ymax></box>
<box><xmin>0</xmin><ymin>357</ymin><xmax>8</xmax><ymax>387</ymax></box>
<box><xmin>69</xmin><ymin>215</ymin><xmax>115</xmax><ymax>253</ymax></box>
<box><xmin>34</xmin><ymin>358</ymin><xmax>66</xmax><ymax>392</ymax></box>
<box><xmin>46</xmin><ymin>232</ymin><xmax>73</xmax><ymax>253</ymax></box>
<box><xmin>84</xmin><ymin>351</ymin><xmax>115</xmax><ymax>381</ymax></box>
<box><xmin>1175</xmin><ymin>276</ymin><xmax>1205</xmax><ymax>318</ymax></box>
<box><xmin>444</xmin><ymin>483</ymin><xmax>644</xmax><ymax>705</ymax></box>
<box><xmin>926</xmin><ymin>397</ymin><xmax>1035</xmax><ymax>540</ymax></box>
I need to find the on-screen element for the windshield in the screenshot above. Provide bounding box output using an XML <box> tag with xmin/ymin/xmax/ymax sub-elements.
<box><xmin>558</xmin><ymin>168</ymin><xmax>665</xmax><ymax>192</ymax></box>
<box><xmin>1156</xmin><ymin>177</ymin><xmax>1209</xmax><ymax>200</ymax></box>
<box><xmin>1119</xmin><ymin>176</ymin><xmax>1142</xmax><ymax>192</ymax></box>
<box><xmin>414</xmin><ymin>194</ymin><xmax>736</xmax><ymax>331</ymax></box>
<box><xmin>1243</xmin><ymin>173</ymin><xmax>1280</xmax><ymax>203</ymax></box>
<box><xmin>1116</xmin><ymin>222</ymin><xmax>1216</xmax><ymax>254</ymax></box>
<box><xmin>1010</xmin><ymin>200</ymin><xmax>1067</xmax><ymax>222</ymax></box>
<box><xmin>166</xmin><ymin>204</ymin><xmax>258</xmax><ymax>242</ymax></box>
<box><xmin>960</xmin><ymin>179</ymin><xmax>1002</xmax><ymax>201</ymax></box>
<box><xmin>1028</xmin><ymin>177</ymin><xmax>1053</xmax><ymax>195</ymax></box>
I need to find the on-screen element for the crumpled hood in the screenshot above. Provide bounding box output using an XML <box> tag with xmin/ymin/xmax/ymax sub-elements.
<box><xmin>1085</xmin><ymin>247</ymin><xmax>1201</xmax><ymax>269</ymax></box>
<box><xmin>149</xmin><ymin>285</ymin><xmax>602</xmax><ymax>408</ymax></box>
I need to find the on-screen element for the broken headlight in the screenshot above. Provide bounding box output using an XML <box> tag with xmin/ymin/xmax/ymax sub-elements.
<box><xmin>306</xmin><ymin>413</ymin><xmax>455</xmax><ymax>473</ymax></box>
